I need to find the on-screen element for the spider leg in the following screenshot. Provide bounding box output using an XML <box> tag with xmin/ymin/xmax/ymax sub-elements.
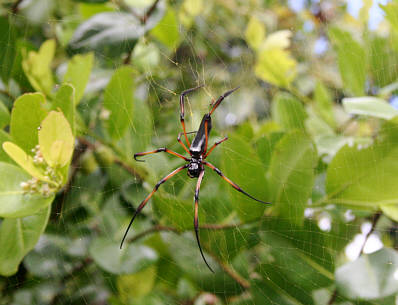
<box><xmin>204</xmin><ymin>161</ymin><xmax>270</xmax><ymax>204</ymax></box>
<box><xmin>204</xmin><ymin>136</ymin><xmax>228</xmax><ymax>158</ymax></box>
<box><xmin>209</xmin><ymin>87</ymin><xmax>240</xmax><ymax>115</ymax></box>
<box><xmin>177</xmin><ymin>131</ymin><xmax>197</xmax><ymax>155</ymax></box>
<box><xmin>120</xmin><ymin>164</ymin><xmax>188</xmax><ymax>249</ymax></box>
<box><xmin>194</xmin><ymin>170</ymin><xmax>214</xmax><ymax>273</ymax></box>
<box><xmin>180</xmin><ymin>85</ymin><xmax>204</xmax><ymax>146</ymax></box>
<box><xmin>134</xmin><ymin>148</ymin><xmax>189</xmax><ymax>162</ymax></box>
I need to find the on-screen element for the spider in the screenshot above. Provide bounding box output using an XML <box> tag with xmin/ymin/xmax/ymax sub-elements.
<box><xmin>120</xmin><ymin>86</ymin><xmax>270</xmax><ymax>272</ymax></box>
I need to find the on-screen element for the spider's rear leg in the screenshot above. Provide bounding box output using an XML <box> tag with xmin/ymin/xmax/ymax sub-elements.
<box><xmin>120</xmin><ymin>164</ymin><xmax>188</xmax><ymax>249</ymax></box>
<box><xmin>194</xmin><ymin>170</ymin><xmax>214</xmax><ymax>272</ymax></box>
<box><xmin>203</xmin><ymin>161</ymin><xmax>270</xmax><ymax>204</ymax></box>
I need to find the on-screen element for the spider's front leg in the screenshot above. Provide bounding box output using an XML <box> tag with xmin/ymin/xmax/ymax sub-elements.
<box><xmin>120</xmin><ymin>164</ymin><xmax>188</xmax><ymax>249</ymax></box>
<box><xmin>180</xmin><ymin>85</ymin><xmax>203</xmax><ymax>146</ymax></box>
<box><xmin>134</xmin><ymin>148</ymin><xmax>189</xmax><ymax>162</ymax></box>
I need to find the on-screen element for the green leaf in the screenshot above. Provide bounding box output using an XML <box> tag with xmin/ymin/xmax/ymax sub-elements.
<box><xmin>245</xmin><ymin>16</ymin><xmax>265</xmax><ymax>50</ymax></box>
<box><xmin>313</xmin><ymin>82</ymin><xmax>336</xmax><ymax>128</ymax></box>
<box><xmin>38</xmin><ymin>111</ymin><xmax>74</xmax><ymax>168</ymax></box>
<box><xmin>10</xmin><ymin>93</ymin><xmax>47</xmax><ymax>152</ymax></box>
<box><xmin>117</xmin><ymin>97</ymin><xmax>153</xmax><ymax>157</ymax></box>
<box><xmin>89</xmin><ymin>237</ymin><xmax>158</xmax><ymax>274</ymax></box>
<box><xmin>103</xmin><ymin>67</ymin><xmax>135</xmax><ymax>140</ymax></box>
<box><xmin>151</xmin><ymin>8</ymin><xmax>180</xmax><ymax>50</ymax></box>
<box><xmin>0</xmin><ymin>130</ymin><xmax>12</xmax><ymax>163</ymax></box>
<box><xmin>329</xmin><ymin>27</ymin><xmax>366</xmax><ymax>96</ymax></box>
<box><xmin>117</xmin><ymin>266</ymin><xmax>157</xmax><ymax>301</ymax></box>
<box><xmin>367</xmin><ymin>36</ymin><xmax>398</xmax><ymax>87</ymax></box>
<box><xmin>335</xmin><ymin>248</ymin><xmax>398</xmax><ymax>300</ymax></box>
<box><xmin>68</xmin><ymin>4</ymin><xmax>165</xmax><ymax>57</ymax></box>
<box><xmin>0</xmin><ymin>162</ymin><xmax>54</xmax><ymax>218</ymax></box>
<box><xmin>22</xmin><ymin>39</ymin><xmax>55</xmax><ymax>95</ymax></box>
<box><xmin>268</xmin><ymin>131</ymin><xmax>317</xmax><ymax>225</ymax></box>
<box><xmin>380</xmin><ymin>204</ymin><xmax>398</xmax><ymax>222</ymax></box>
<box><xmin>253</xmin><ymin>220</ymin><xmax>334</xmax><ymax>305</ymax></box>
<box><xmin>381</xmin><ymin>2</ymin><xmax>398</xmax><ymax>33</ymax></box>
<box><xmin>0</xmin><ymin>206</ymin><xmax>50</xmax><ymax>276</ymax></box>
<box><xmin>221</xmin><ymin>134</ymin><xmax>268</xmax><ymax>221</ymax></box>
<box><xmin>0</xmin><ymin>99</ymin><xmax>10</xmax><ymax>129</ymax></box>
<box><xmin>271</xmin><ymin>93</ymin><xmax>307</xmax><ymax>131</ymax></box>
<box><xmin>0</xmin><ymin>16</ymin><xmax>17</xmax><ymax>81</ymax></box>
<box><xmin>255</xmin><ymin>48</ymin><xmax>296</xmax><ymax>88</ymax></box>
<box><xmin>255</xmin><ymin>132</ymin><xmax>284</xmax><ymax>171</ymax></box>
<box><xmin>63</xmin><ymin>53</ymin><xmax>94</xmax><ymax>104</ymax></box>
<box><xmin>342</xmin><ymin>97</ymin><xmax>398</xmax><ymax>120</ymax></box>
<box><xmin>52</xmin><ymin>84</ymin><xmax>76</xmax><ymax>134</ymax></box>
<box><xmin>2</xmin><ymin>142</ymin><xmax>50</xmax><ymax>183</ymax></box>
<box><xmin>153</xmin><ymin>193</ymin><xmax>193</xmax><ymax>231</ymax></box>
<box><xmin>326</xmin><ymin>125</ymin><xmax>398</xmax><ymax>209</ymax></box>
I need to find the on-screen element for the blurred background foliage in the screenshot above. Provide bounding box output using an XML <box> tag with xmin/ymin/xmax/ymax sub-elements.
<box><xmin>0</xmin><ymin>0</ymin><xmax>398</xmax><ymax>304</ymax></box>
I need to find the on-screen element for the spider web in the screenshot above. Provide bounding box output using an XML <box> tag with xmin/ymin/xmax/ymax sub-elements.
<box><xmin>0</xmin><ymin>1</ymin><xmax>396</xmax><ymax>305</ymax></box>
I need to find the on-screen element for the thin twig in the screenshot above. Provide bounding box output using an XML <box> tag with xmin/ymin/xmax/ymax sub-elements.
<box><xmin>212</xmin><ymin>256</ymin><xmax>250</xmax><ymax>289</ymax></box>
<box><xmin>127</xmin><ymin>222</ymin><xmax>243</xmax><ymax>244</ymax></box>
<box><xmin>11</xmin><ymin>0</ymin><xmax>23</xmax><ymax>14</ymax></box>
<box><xmin>327</xmin><ymin>211</ymin><xmax>382</xmax><ymax>305</ymax></box>
<box><xmin>142</xmin><ymin>0</ymin><xmax>160</xmax><ymax>23</ymax></box>
<box><xmin>77</xmin><ymin>136</ymin><xmax>142</xmax><ymax>179</ymax></box>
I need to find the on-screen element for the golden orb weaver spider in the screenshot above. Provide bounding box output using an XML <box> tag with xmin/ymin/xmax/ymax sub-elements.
<box><xmin>120</xmin><ymin>86</ymin><xmax>270</xmax><ymax>272</ymax></box>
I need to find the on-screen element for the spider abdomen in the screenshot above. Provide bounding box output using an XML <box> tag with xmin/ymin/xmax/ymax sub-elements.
<box><xmin>190</xmin><ymin>114</ymin><xmax>212</xmax><ymax>157</ymax></box>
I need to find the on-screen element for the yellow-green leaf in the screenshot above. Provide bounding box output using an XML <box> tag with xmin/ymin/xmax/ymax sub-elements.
<box><xmin>151</xmin><ymin>8</ymin><xmax>180</xmax><ymax>50</ymax></box>
<box><xmin>2</xmin><ymin>142</ymin><xmax>50</xmax><ymax>183</ymax></box>
<box><xmin>38</xmin><ymin>111</ymin><xmax>74</xmax><ymax>167</ymax></box>
<box><xmin>22</xmin><ymin>39</ymin><xmax>55</xmax><ymax>96</ymax></box>
<box><xmin>183</xmin><ymin>0</ymin><xmax>203</xmax><ymax>17</ymax></box>
<box><xmin>245</xmin><ymin>16</ymin><xmax>265</xmax><ymax>50</ymax></box>
<box><xmin>255</xmin><ymin>48</ymin><xmax>296</xmax><ymax>88</ymax></box>
<box><xmin>260</xmin><ymin>30</ymin><xmax>292</xmax><ymax>51</ymax></box>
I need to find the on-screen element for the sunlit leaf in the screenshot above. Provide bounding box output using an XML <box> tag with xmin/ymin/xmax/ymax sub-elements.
<box><xmin>255</xmin><ymin>48</ymin><xmax>296</xmax><ymax>88</ymax></box>
<box><xmin>2</xmin><ymin>142</ymin><xmax>50</xmax><ymax>182</ymax></box>
<box><xmin>260</xmin><ymin>30</ymin><xmax>292</xmax><ymax>51</ymax></box>
<box><xmin>22</xmin><ymin>39</ymin><xmax>55</xmax><ymax>95</ymax></box>
<box><xmin>343</xmin><ymin>96</ymin><xmax>398</xmax><ymax>120</ymax></box>
<box><xmin>245</xmin><ymin>16</ymin><xmax>265</xmax><ymax>50</ymax></box>
<box><xmin>38</xmin><ymin>111</ymin><xmax>74</xmax><ymax>168</ymax></box>
<box><xmin>335</xmin><ymin>248</ymin><xmax>398</xmax><ymax>300</ymax></box>
<box><xmin>0</xmin><ymin>206</ymin><xmax>51</xmax><ymax>276</ymax></box>
<box><xmin>313</xmin><ymin>82</ymin><xmax>336</xmax><ymax>128</ymax></box>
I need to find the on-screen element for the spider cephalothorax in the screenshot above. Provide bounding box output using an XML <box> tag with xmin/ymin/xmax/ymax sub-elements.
<box><xmin>187</xmin><ymin>157</ymin><xmax>203</xmax><ymax>178</ymax></box>
<box><xmin>121</xmin><ymin>86</ymin><xmax>270</xmax><ymax>272</ymax></box>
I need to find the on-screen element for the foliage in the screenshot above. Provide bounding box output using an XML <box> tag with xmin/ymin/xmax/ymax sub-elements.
<box><xmin>0</xmin><ymin>0</ymin><xmax>398</xmax><ymax>304</ymax></box>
